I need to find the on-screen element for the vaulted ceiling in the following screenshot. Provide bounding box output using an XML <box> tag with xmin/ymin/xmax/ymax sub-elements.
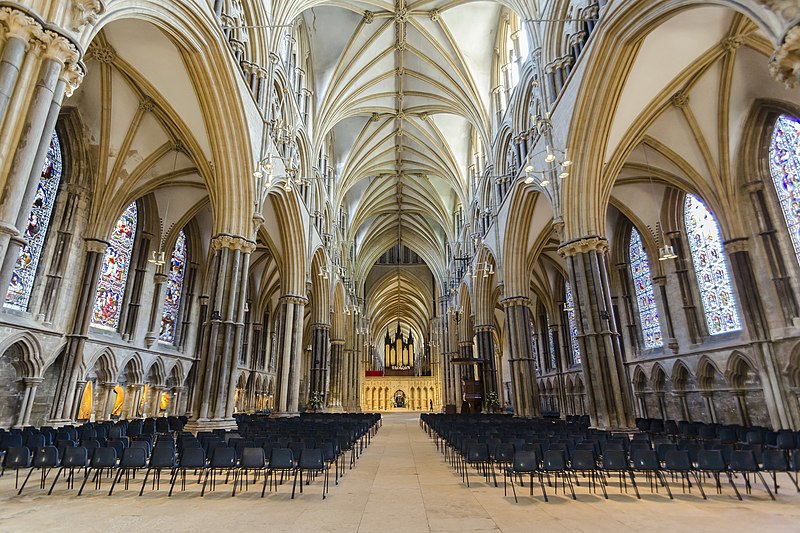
<box><xmin>301</xmin><ymin>0</ymin><xmax>506</xmax><ymax>279</ymax></box>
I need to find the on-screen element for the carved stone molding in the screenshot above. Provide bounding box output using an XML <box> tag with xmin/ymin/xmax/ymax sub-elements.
<box><xmin>0</xmin><ymin>7</ymin><xmax>41</xmax><ymax>41</ymax></box>
<box><xmin>279</xmin><ymin>294</ymin><xmax>309</xmax><ymax>306</ymax></box>
<box><xmin>671</xmin><ymin>90</ymin><xmax>690</xmax><ymax>109</ymax></box>
<box><xmin>501</xmin><ymin>296</ymin><xmax>531</xmax><ymax>308</ymax></box>
<box><xmin>557</xmin><ymin>236</ymin><xmax>609</xmax><ymax>258</ymax></box>
<box><xmin>723</xmin><ymin>237</ymin><xmax>750</xmax><ymax>254</ymax></box>
<box><xmin>771</xmin><ymin>25</ymin><xmax>800</xmax><ymax>88</ymax></box>
<box><xmin>84</xmin><ymin>237</ymin><xmax>109</xmax><ymax>254</ymax></box>
<box><xmin>757</xmin><ymin>0</ymin><xmax>800</xmax><ymax>20</ymax></box>
<box><xmin>71</xmin><ymin>0</ymin><xmax>106</xmax><ymax>32</ymax></box>
<box><xmin>474</xmin><ymin>324</ymin><xmax>495</xmax><ymax>333</ymax></box>
<box><xmin>210</xmin><ymin>234</ymin><xmax>256</xmax><ymax>254</ymax></box>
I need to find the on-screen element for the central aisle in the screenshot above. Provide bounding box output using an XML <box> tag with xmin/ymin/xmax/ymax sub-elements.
<box><xmin>1</xmin><ymin>413</ymin><xmax>799</xmax><ymax>532</ymax></box>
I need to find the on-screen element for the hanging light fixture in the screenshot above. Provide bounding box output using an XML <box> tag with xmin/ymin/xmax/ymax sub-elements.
<box><xmin>643</xmin><ymin>145</ymin><xmax>677</xmax><ymax>261</ymax></box>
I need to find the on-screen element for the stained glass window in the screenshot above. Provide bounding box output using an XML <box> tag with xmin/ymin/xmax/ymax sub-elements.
<box><xmin>565</xmin><ymin>281</ymin><xmax>581</xmax><ymax>365</ymax></box>
<box><xmin>5</xmin><ymin>132</ymin><xmax>63</xmax><ymax>311</ymax></box>
<box><xmin>160</xmin><ymin>230</ymin><xmax>187</xmax><ymax>343</ymax></box>
<box><xmin>547</xmin><ymin>315</ymin><xmax>557</xmax><ymax>370</ymax></box>
<box><xmin>684</xmin><ymin>194</ymin><xmax>741</xmax><ymax>335</ymax></box>
<box><xmin>769</xmin><ymin>115</ymin><xmax>800</xmax><ymax>266</ymax></box>
<box><xmin>629</xmin><ymin>228</ymin><xmax>663</xmax><ymax>349</ymax></box>
<box><xmin>91</xmin><ymin>202</ymin><xmax>137</xmax><ymax>330</ymax></box>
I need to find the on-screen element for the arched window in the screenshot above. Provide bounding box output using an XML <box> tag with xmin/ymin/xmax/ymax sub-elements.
<box><xmin>5</xmin><ymin>132</ymin><xmax>63</xmax><ymax>311</ymax></box>
<box><xmin>684</xmin><ymin>194</ymin><xmax>741</xmax><ymax>335</ymax></box>
<box><xmin>629</xmin><ymin>228</ymin><xmax>663</xmax><ymax>349</ymax></box>
<box><xmin>91</xmin><ymin>202</ymin><xmax>137</xmax><ymax>330</ymax></box>
<box><xmin>769</xmin><ymin>114</ymin><xmax>800</xmax><ymax>265</ymax></box>
<box><xmin>159</xmin><ymin>230</ymin><xmax>187</xmax><ymax>343</ymax></box>
<box><xmin>565</xmin><ymin>281</ymin><xmax>581</xmax><ymax>365</ymax></box>
<box><xmin>547</xmin><ymin>315</ymin><xmax>557</xmax><ymax>370</ymax></box>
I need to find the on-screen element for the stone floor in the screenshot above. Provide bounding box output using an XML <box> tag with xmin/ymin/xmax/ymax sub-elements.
<box><xmin>1</xmin><ymin>413</ymin><xmax>799</xmax><ymax>532</ymax></box>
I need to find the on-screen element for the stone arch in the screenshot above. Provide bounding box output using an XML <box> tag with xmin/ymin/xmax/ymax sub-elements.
<box><xmin>119</xmin><ymin>352</ymin><xmax>145</xmax><ymax>384</ymax></box>
<box><xmin>651</xmin><ymin>363</ymin><xmax>668</xmax><ymax>393</ymax></box>
<box><xmin>145</xmin><ymin>357</ymin><xmax>168</xmax><ymax>387</ymax></box>
<box><xmin>672</xmin><ymin>360</ymin><xmax>693</xmax><ymax>392</ymax></box>
<box><xmin>0</xmin><ymin>332</ymin><xmax>44</xmax><ymax>379</ymax></box>
<box><xmin>87</xmin><ymin>348</ymin><xmax>118</xmax><ymax>384</ymax></box>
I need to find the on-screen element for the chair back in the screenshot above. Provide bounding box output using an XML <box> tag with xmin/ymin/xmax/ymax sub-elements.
<box><xmin>149</xmin><ymin>446</ymin><xmax>176</xmax><ymax>468</ymax></box>
<box><xmin>602</xmin><ymin>450</ymin><xmax>629</xmax><ymax>471</ymax></box>
<box><xmin>62</xmin><ymin>446</ymin><xmax>88</xmax><ymax>468</ymax></box>
<box><xmin>91</xmin><ymin>447</ymin><xmax>117</xmax><ymax>468</ymax></box>
<box><xmin>4</xmin><ymin>447</ymin><xmax>31</xmax><ymax>468</ymax></box>
<box><xmin>299</xmin><ymin>448</ymin><xmax>324</xmax><ymax>470</ymax></box>
<box><xmin>269</xmin><ymin>448</ymin><xmax>295</xmax><ymax>470</ymax></box>
<box><xmin>571</xmin><ymin>449</ymin><xmax>596</xmax><ymax>470</ymax></box>
<box><xmin>240</xmin><ymin>447</ymin><xmax>266</xmax><ymax>469</ymax></box>
<box><xmin>664</xmin><ymin>449</ymin><xmax>692</xmax><ymax>471</ymax></box>
<box><xmin>495</xmin><ymin>443</ymin><xmax>515</xmax><ymax>462</ymax></box>
<box><xmin>210</xmin><ymin>446</ymin><xmax>237</xmax><ymax>468</ymax></box>
<box><xmin>542</xmin><ymin>449</ymin><xmax>566</xmax><ymax>471</ymax></box>
<box><xmin>631</xmin><ymin>449</ymin><xmax>660</xmax><ymax>471</ymax></box>
<box><xmin>728</xmin><ymin>450</ymin><xmax>759</xmax><ymax>472</ymax></box>
<box><xmin>120</xmin><ymin>447</ymin><xmax>147</xmax><ymax>468</ymax></box>
<box><xmin>33</xmin><ymin>447</ymin><xmax>59</xmax><ymax>467</ymax></box>
<box><xmin>762</xmin><ymin>449</ymin><xmax>789</xmax><ymax>471</ymax></box>
<box><xmin>697</xmin><ymin>449</ymin><xmax>727</xmax><ymax>471</ymax></box>
<box><xmin>467</xmin><ymin>443</ymin><xmax>489</xmax><ymax>462</ymax></box>
<box><xmin>512</xmin><ymin>451</ymin><xmax>538</xmax><ymax>473</ymax></box>
<box><xmin>179</xmin><ymin>447</ymin><xmax>206</xmax><ymax>469</ymax></box>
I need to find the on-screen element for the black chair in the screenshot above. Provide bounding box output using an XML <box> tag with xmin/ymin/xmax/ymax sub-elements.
<box><xmin>201</xmin><ymin>446</ymin><xmax>237</xmax><ymax>496</ymax></box>
<box><xmin>3</xmin><ymin>447</ymin><xmax>31</xmax><ymax>489</ymax></box>
<box><xmin>464</xmin><ymin>443</ymin><xmax>494</xmax><ymax>487</ymax></box>
<box><xmin>541</xmin><ymin>449</ymin><xmax>575</xmax><ymax>500</ymax></box>
<box><xmin>169</xmin><ymin>447</ymin><xmax>205</xmax><ymax>496</ymax></box>
<box><xmin>18</xmin><ymin>447</ymin><xmax>59</xmax><ymax>495</ymax></box>
<box><xmin>234</xmin><ymin>447</ymin><xmax>266</xmax><ymax>496</ymax></box>
<box><xmin>291</xmin><ymin>448</ymin><xmax>329</xmax><ymax>500</ymax></box>
<box><xmin>319</xmin><ymin>441</ymin><xmax>340</xmax><ymax>485</ymax></box>
<box><xmin>601</xmin><ymin>450</ymin><xmax>638</xmax><ymax>497</ymax></box>
<box><xmin>48</xmin><ymin>446</ymin><xmax>88</xmax><ymax>494</ymax></box>
<box><xmin>570</xmin><ymin>449</ymin><xmax>606</xmax><ymax>498</ymax></box>
<box><xmin>505</xmin><ymin>451</ymin><xmax>546</xmax><ymax>502</ymax></box>
<box><xmin>78</xmin><ymin>447</ymin><xmax>117</xmax><ymax>495</ymax></box>
<box><xmin>761</xmin><ymin>448</ymin><xmax>798</xmax><ymax>494</ymax></box>
<box><xmin>696</xmin><ymin>449</ymin><xmax>730</xmax><ymax>496</ymax></box>
<box><xmin>109</xmin><ymin>447</ymin><xmax>147</xmax><ymax>495</ymax></box>
<box><xmin>728</xmin><ymin>450</ymin><xmax>774</xmax><ymax>500</ymax></box>
<box><xmin>264</xmin><ymin>448</ymin><xmax>296</xmax><ymax>496</ymax></box>
<box><xmin>631</xmin><ymin>449</ymin><xmax>671</xmax><ymax>499</ymax></box>
<box><xmin>664</xmin><ymin>449</ymin><xmax>705</xmax><ymax>499</ymax></box>
<box><xmin>139</xmin><ymin>446</ymin><xmax>176</xmax><ymax>495</ymax></box>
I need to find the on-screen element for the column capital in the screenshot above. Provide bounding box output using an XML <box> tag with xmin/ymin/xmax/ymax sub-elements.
<box><xmin>758</xmin><ymin>1</ymin><xmax>800</xmax><ymax>21</ymax></box>
<box><xmin>84</xmin><ymin>237</ymin><xmax>109</xmax><ymax>254</ymax></box>
<box><xmin>558</xmin><ymin>236</ymin><xmax>609</xmax><ymax>257</ymax></box>
<box><xmin>153</xmin><ymin>272</ymin><xmax>168</xmax><ymax>283</ymax></box>
<box><xmin>652</xmin><ymin>276</ymin><xmax>667</xmax><ymax>286</ymax></box>
<box><xmin>279</xmin><ymin>294</ymin><xmax>308</xmax><ymax>306</ymax></box>
<box><xmin>310</xmin><ymin>323</ymin><xmax>331</xmax><ymax>331</ymax></box>
<box><xmin>23</xmin><ymin>377</ymin><xmax>44</xmax><ymax>386</ymax></box>
<box><xmin>70</xmin><ymin>0</ymin><xmax>107</xmax><ymax>32</ymax></box>
<box><xmin>771</xmin><ymin>24</ymin><xmax>800</xmax><ymax>87</ymax></box>
<box><xmin>474</xmin><ymin>325</ymin><xmax>495</xmax><ymax>333</ymax></box>
<box><xmin>331</xmin><ymin>339</ymin><xmax>345</xmax><ymax>346</ymax></box>
<box><xmin>723</xmin><ymin>237</ymin><xmax>750</xmax><ymax>254</ymax></box>
<box><xmin>742</xmin><ymin>180</ymin><xmax>764</xmax><ymax>194</ymax></box>
<box><xmin>501</xmin><ymin>296</ymin><xmax>531</xmax><ymax>308</ymax></box>
<box><xmin>210</xmin><ymin>233</ymin><xmax>256</xmax><ymax>254</ymax></box>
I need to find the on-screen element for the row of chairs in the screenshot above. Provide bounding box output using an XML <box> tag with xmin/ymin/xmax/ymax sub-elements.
<box><xmin>3</xmin><ymin>443</ymin><xmax>332</xmax><ymax>499</ymax></box>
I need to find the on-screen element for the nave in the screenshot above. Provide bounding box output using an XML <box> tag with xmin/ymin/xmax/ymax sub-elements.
<box><xmin>1</xmin><ymin>413</ymin><xmax>799</xmax><ymax>533</ymax></box>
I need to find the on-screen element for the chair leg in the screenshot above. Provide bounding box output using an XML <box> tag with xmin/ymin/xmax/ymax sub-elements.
<box><xmin>139</xmin><ymin>467</ymin><xmax>152</xmax><ymax>496</ymax></box>
<box><xmin>77</xmin><ymin>468</ymin><xmax>92</xmax><ymax>496</ymax></box>
<box><xmin>628</xmin><ymin>471</ymin><xmax>640</xmax><ymax>499</ymax></box>
<box><xmin>261</xmin><ymin>471</ymin><xmax>269</xmax><ymax>497</ymax></box>
<box><xmin>168</xmin><ymin>469</ymin><xmax>179</xmax><ymax>497</ymax></box>
<box><xmin>200</xmin><ymin>470</ymin><xmax>211</xmax><ymax>497</ymax></box>
<box><xmin>291</xmin><ymin>469</ymin><xmax>298</xmax><ymax>499</ymax></box>
<box><xmin>47</xmin><ymin>468</ymin><xmax>64</xmax><ymax>495</ymax></box>
<box><xmin>510</xmin><ymin>472</ymin><xmax>518</xmax><ymax>503</ymax></box>
<box><xmin>108</xmin><ymin>468</ymin><xmax>124</xmax><ymax>496</ymax></box>
<box><xmin>691</xmin><ymin>472</ymin><xmax>707</xmax><ymax>500</ymax></box>
<box><xmin>17</xmin><ymin>468</ymin><xmax>35</xmax><ymax>495</ymax></box>
<box><xmin>727</xmin><ymin>473</ymin><xmax>742</xmax><ymax>501</ymax></box>
<box><xmin>538</xmin><ymin>473</ymin><xmax>549</xmax><ymax>502</ymax></box>
<box><xmin>755</xmin><ymin>472</ymin><xmax>775</xmax><ymax>501</ymax></box>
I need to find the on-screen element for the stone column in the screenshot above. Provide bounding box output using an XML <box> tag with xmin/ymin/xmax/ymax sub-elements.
<box><xmin>70</xmin><ymin>379</ymin><xmax>87</xmax><ymax>420</ymax></box>
<box><xmin>559</xmin><ymin>237</ymin><xmax>634</xmax><ymax>428</ymax></box>
<box><xmin>0</xmin><ymin>25</ymin><xmax>82</xmax><ymax>283</ymax></box>
<box><xmin>144</xmin><ymin>272</ymin><xmax>167</xmax><ymax>347</ymax></box>
<box><xmin>329</xmin><ymin>338</ymin><xmax>344</xmax><ymax>409</ymax></box>
<box><xmin>21</xmin><ymin>377</ymin><xmax>42</xmax><ymax>426</ymax></box>
<box><xmin>475</xmin><ymin>325</ymin><xmax>497</xmax><ymax>399</ymax></box>
<box><xmin>99</xmin><ymin>382</ymin><xmax>116</xmax><ymax>421</ymax></box>
<box><xmin>501</xmin><ymin>296</ymin><xmax>541</xmax><ymax>417</ymax></box>
<box><xmin>309</xmin><ymin>323</ymin><xmax>331</xmax><ymax>405</ymax></box>
<box><xmin>119</xmin><ymin>232</ymin><xmax>153</xmax><ymax>341</ymax></box>
<box><xmin>652</xmin><ymin>276</ymin><xmax>679</xmax><ymax>351</ymax></box>
<box><xmin>724</xmin><ymin>238</ymin><xmax>793</xmax><ymax>428</ymax></box>
<box><xmin>170</xmin><ymin>386</ymin><xmax>184</xmax><ymax>416</ymax></box>
<box><xmin>187</xmin><ymin>235</ymin><xmax>254</xmax><ymax>430</ymax></box>
<box><xmin>48</xmin><ymin>237</ymin><xmax>108</xmax><ymax>424</ymax></box>
<box><xmin>275</xmin><ymin>294</ymin><xmax>307</xmax><ymax>415</ymax></box>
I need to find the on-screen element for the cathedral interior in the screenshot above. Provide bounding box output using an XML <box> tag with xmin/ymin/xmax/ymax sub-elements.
<box><xmin>2</xmin><ymin>0</ymin><xmax>800</xmax><ymax>530</ymax></box>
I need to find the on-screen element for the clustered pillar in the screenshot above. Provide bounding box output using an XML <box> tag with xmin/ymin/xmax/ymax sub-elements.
<box><xmin>188</xmin><ymin>235</ymin><xmax>253</xmax><ymax>430</ymax></box>
<box><xmin>275</xmin><ymin>294</ymin><xmax>306</xmax><ymax>414</ymax></box>
<box><xmin>559</xmin><ymin>237</ymin><xmax>634</xmax><ymax>429</ymax></box>
<box><xmin>502</xmin><ymin>296</ymin><xmax>540</xmax><ymax>417</ymax></box>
